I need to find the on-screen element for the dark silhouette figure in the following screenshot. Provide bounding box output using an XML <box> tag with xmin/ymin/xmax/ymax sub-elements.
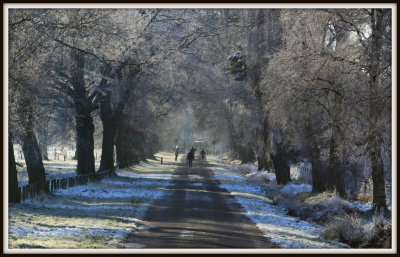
<box><xmin>187</xmin><ymin>147</ymin><xmax>196</xmax><ymax>168</ymax></box>
<box><xmin>200</xmin><ymin>148</ymin><xmax>206</xmax><ymax>160</ymax></box>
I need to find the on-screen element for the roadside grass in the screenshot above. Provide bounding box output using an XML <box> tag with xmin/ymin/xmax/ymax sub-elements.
<box><xmin>8</xmin><ymin>153</ymin><xmax>176</xmax><ymax>249</ymax></box>
<box><xmin>207</xmin><ymin>156</ymin><xmax>345</xmax><ymax>248</ymax></box>
<box><xmin>208</xmin><ymin>157</ymin><xmax>392</xmax><ymax>248</ymax></box>
<box><xmin>8</xmin><ymin>189</ymin><xmax>151</xmax><ymax>248</ymax></box>
<box><xmin>322</xmin><ymin>211</ymin><xmax>392</xmax><ymax>248</ymax></box>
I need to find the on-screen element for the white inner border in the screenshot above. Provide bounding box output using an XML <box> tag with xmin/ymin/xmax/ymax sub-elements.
<box><xmin>3</xmin><ymin>3</ymin><xmax>397</xmax><ymax>254</ymax></box>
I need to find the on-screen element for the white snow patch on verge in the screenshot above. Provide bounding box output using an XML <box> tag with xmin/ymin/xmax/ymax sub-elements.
<box><xmin>347</xmin><ymin>201</ymin><xmax>373</xmax><ymax>212</ymax></box>
<box><xmin>210</xmin><ymin>164</ymin><xmax>346</xmax><ymax>248</ymax></box>
<box><xmin>246</xmin><ymin>171</ymin><xmax>276</xmax><ymax>184</ymax></box>
<box><xmin>280</xmin><ymin>184</ymin><xmax>313</xmax><ymax>196</ymax></box>
<box><xmin>9</xmin><ymin>226</ymin><xmax>130</xmax><ymax>239</ymax></box>
<box><xmin>54</xmin><ymin>177</ymin><xmax>170</xmax><ymax>199</ymax></box>
<box><xmin>220</xmin><ymin>182</ymin><xmax>345</xmax><ymax>248</ymax></box>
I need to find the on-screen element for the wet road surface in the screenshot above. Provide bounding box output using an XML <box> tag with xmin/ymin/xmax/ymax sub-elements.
<box><xmin>124</xmin><ymin>161</ymin><xmax>279</xmax><ymax>248</ymax></box>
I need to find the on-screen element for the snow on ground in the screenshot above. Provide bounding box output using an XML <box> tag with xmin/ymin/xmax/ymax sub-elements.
<box><xmin>280</xmin><ymin>184</ymin><xmax>313</xmax><ymax>196</ymax></box>
<box><xmin>207</xmin><ymin>157</ymin><xmax>347</xmax><ymax>248</ymax></box>
<box><xmin>16</xmin><ymin>160</ymin><xmax>101</xmax><ymax>187</ymax></box>
<box><xmin>347</xmin><ymin>201</ymin><xmax>373</xmax><ymax>212</ymax></box>
<box><xmin>246</xmin><ymin>171</ymin><xmax>277</xmax><ymax>184</ymax></box>
<box><xmin>221</xmin><ymin>184</ymin><xmax>345</xmax><ymax>248</ymax></box>
<box><xmin>54</xmin><ymin>178</ymin><xmax>169</xmax><ymax>199</ymax></box>
<box><xmin>8</xmin><ymin>154</ymin><xmax>175</xmax><ymax>249</ymax></box>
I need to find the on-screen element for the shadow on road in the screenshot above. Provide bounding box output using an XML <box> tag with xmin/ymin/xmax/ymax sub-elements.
<box><xmin>124</xmin><ymin>160</ymin><xmax>279</xmax><ymax>248</ymax></box>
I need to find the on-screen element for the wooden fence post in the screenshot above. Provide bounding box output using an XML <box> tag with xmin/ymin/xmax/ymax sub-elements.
<box><xmin>161</xmin><ymin>157</ymin><xmax>163</xmax><ymax>164</ymax></box>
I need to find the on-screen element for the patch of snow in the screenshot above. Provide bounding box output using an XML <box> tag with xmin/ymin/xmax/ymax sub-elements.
<box><xmin>280</xmin><ymin>184</ymin><xmax>313</xmax><ymax>196</ymax></box>
<box><xmin>9</xmin><ymin>226</ymin><xmax>131</xmax><ymax>239</ymax></box>
<box><xmin>10</xmin><ymin>161</ymin><xmax>176</xmax><ymax>248</ymax></box>
<box><xmin>218</xmin><ymin>179</ymin><xmax>345</xmax><ymax>248</ymax></box>
<box><xmin>347</xmin><ymin>201</ymin><xmax>373</xmax><ymax>212</ymax></box>
<box><xmin>246</xmin><ymin>171</ymin><xmax>276</xmax><ymax>184</ymax></box>
<box><xmin>54</xmin><ymin>182</ymin><xmax>168</xmax><ymax>199</ymax></box>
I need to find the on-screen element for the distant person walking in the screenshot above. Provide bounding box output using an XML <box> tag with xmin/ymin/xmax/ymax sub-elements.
<box><xmin>200</xmin><ymin>148</ymin><xmax>206</xmax><ymax>160</ymax></box>
<box><xmin>174</xmin><ymin>145</ymin><xmax>180</xmax><ymax>161</ymax></box>
<box><xmin>187</xmin><ymin>147</ymin><xmax>196</xmax><ymax>168</ymax></box>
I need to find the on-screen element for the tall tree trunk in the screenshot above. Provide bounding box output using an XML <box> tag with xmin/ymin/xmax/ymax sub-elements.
<box><xmin>71</xmin><ymin>49</ymin><xmax>95</xmax><ymax>175</ymax></box>
<box><xmin>245</xmin><ymin>9</ymin><xmax>282</xmax><ymax>172</ymax></box>
<box><xmin>270</xmin><ymin>141</ymin><xmax>292</xmax><ymax>185</ymax></box>
<box><xmin>115</xmin><ymin>131</ymin><xmax>129</xmax><ymax>168</ymax></box>
<box><xmin>99</xmin><ymin>90</ymin><xmax>117</xmax><ymax>172</ymax></box>
<box><xmin>257</xmin><ymin>116</ymin><xmax>274</xmax><ymax>171</ymax></box>
<box><xmin>238</xmin><ymin>143</ymin><xmax>256</xmax><ymax>164</ymax></box>
<box><xmin>326</xmin><ymin>85</ymin><xmax>346</xmax><ymax>196</ymax></box>
<box><xmin>75</xmin><ymin>112</ymin><xmax>95</xmax><ymax>175</ymax></box>
<box><xmin>18</xmin><ymin>95</ymin><xmax>48</xmax><ymax>193</ymax></box>
<box><xmin>38</xmin><ymin>138</ymin><xmax>49</xmax><ymax>161</ymax></box>
<box><xmin>98</xmin><ymin>78</ymin><xmax>127</xmax><ymax>172</ymax></box>
<box><xmin>369</xmin><ymin>144</ymin><xmax>386</xmax><ymax>210</ymax></box>
<box><xmin>115</xmin><ymin>120</ymin><xmax>139</xmax><ymax>168</ymax></box>
<box><xmin>9</xmin><ymin>132</ymin><xmax>20</xmax><ymax>203</ymax></box>
<box><xmin>99</xmin><ymin>123</ymin><xmax>116</xmax><ymax>171</ymax></box>
<box><xmin>327</xmin><ymin>127</ymin><xmax>345</xmax><ymax>196</ymax></box>
<box><xmin>368</xmin><ymin>9</ymin><xmax>387</xmax><ymax>211</ymax></box>
<box><xmin>304</xmin><ymin>119</ymin><xmax>326</xmax><ymax>193</ymax></box>
<box><xmin>21</xmin><ymin>130</ymin><xmax>48</xmax><ymax>192</ymax></box>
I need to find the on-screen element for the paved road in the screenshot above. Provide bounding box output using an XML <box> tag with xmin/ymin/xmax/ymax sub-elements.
<box><xmin>124</xmin><ymin>161</ymin><xmax>279</xmax><ymax>248</ymax></box>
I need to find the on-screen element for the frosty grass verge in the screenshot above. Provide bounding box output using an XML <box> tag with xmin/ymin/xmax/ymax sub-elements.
<box><xmin>8</xmin><ymin>160</ymin><xmax>173</xmax><ymax>248</ymax></box>
<box><xmin>210</xmin><ymin>160</ymin><xmax>347</xmax><ymax>248</ymax></box>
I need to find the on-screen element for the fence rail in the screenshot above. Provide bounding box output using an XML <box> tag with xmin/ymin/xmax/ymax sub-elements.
<box><xmin>17</xmin><ymin>170</ymin><xmax>114</xmax><ymax>202</ymax></box>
